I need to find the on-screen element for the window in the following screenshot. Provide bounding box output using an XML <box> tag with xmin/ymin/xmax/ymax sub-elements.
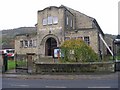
<box><xmin>66</xmin><ymin>16</ymin><xmax>68</xmax><ymax>25</ymax></box>
<box><xmin>70</xmin><ymin>19</ymin><xmax>72</xmax><ymax>27</ymax></box>
<box><xmin>24</xmin><ymin>40</ymin><xmax>28</xmax><ymax>47</ymax></box>
<box><xmin>53</xmin><ymin>16</ymin><xmax>58</xmax><ymax>24</ymax></box>
<box><xmin>29</xmin><ymin>40</ymin><xmax>33</xmax><ymax>47</ymax></box>
<box><xmin>43</xmin><ymin>16</ymin><xmax>59</xmax><ymax>26</ymax></box>
<box><xmin>48</xmin><ymin>16</ymin><xmax>52</xmax><ymax>25</ymax></box>
<box><xmin>78</xmin><ymin>37</ymin><xmax>83</xmax><ymax>40</ymax></box>
<box><xmin>33</xmin><ymin>40</ymin><xmax>37</xmax><ymax>47</ymax></box>
<box><xmin>20</xmin><ymin>41</ymin><xmax>24</xmax><ymax>48</ymax></box>
<box><xmin>65</xmin><ymin>37</ymin><xmax>70</xmax><ymax>40</ymax></box>
<box><xmin>43</xmin><ymin>18</ymin><xmax>47</xmax><ymax>25</ymax></box>
<box><xmin>84</xmin><ymin>36</ymin><xmax>90</xmax><ymax>45</ymax></box>
<box><xmin>72</xmin><ymin>37</ymin><xmax>76</xmax><ymax>39</ymax></box>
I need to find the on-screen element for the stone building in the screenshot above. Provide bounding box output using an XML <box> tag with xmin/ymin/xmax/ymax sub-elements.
<box><xmin>104</xmin><ymin>34</ymin><xmax>115</xmax><ymax>55</ymax></box>
<box><xmin>15</xmin><ymin>5</ymin><xmax>105</xmax><ymax>62</ymax></box>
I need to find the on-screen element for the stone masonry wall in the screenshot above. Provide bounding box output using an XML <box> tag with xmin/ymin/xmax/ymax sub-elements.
<box><xmin>65</xmin><ymin>29</ymin><xmax>99</xmax><ymax>53</ymax></box>
<box><xmin>15</xmin><ymin>35</ymin><xmax>37</xmax><ymax>55</ymax></box>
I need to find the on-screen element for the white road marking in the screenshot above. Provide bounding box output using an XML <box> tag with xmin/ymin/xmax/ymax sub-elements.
<box><xmin>45</xmin><ymin>86</ymin><xmax>67</xmax><ymax>88</ymax></box>
<box><xmin>88</xmin><ymin>86</ymin><xmax>111</xmax><ymax>88</ymax></box>
<box><xmin>11</xmin><ymin>84</ymin><xmax>29</xmax><ymax>87</ymax></box>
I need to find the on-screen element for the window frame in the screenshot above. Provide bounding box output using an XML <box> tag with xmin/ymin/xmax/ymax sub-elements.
<box><xmin>48</xmin><ymin>16</ymin><xmax>53</xmax><ymax>25</ymax></box>
<box><xmin>43</xmin><ymin>18</ymin><xmax>47</xmax><ymax>26</ymax></box>
<box><xmin>53</xmin><ymin>16</ymin><xmax>58</xmax><ymax>24</ymax></box>
<box><xmin>20</xmin><ymin>41</ymin><xmax>24</xmax><ymax>48</ymax></box>
<box><xmin>77</xmin><ymin>37</ymin><xmax>83</xmax><ymax>40</ymax></box>
<box><xmin>72</xmin><ymin>37</ymin><xmax>76</xmax><ymax>39</ymax></box>
<box><xmin>84</xmin><ymin>36</ymin><xmax>90</xmax><ymax>45</ymax></box>
<box><xmin>29</xmin><ymin>40</ymin><xmax>33</xmax><ymax>47</ymax></box>
<box><xmin>66</xmin><ymin>16</ymin><xmax>69</xmax><ymax>25</ymax></box>
<box><xmin>24</xmin><ymin>40</ymin><xmax>28</xmax><ymax>48</ymax></box>
<box><xmin>70</xmin><ymin>19</ymin><xmax>72</xmax><ymax>27</ymax></box>
<box><xmin>65</xmin><ymin>37</ymin><xmax>70</xmax><ymax>40</ymax></box>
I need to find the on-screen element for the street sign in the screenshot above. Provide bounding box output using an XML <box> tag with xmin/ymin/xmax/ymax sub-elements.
<box><xmin>53</xmin><ymin>48</ymin><xmax>61</xmax><ymax>59</ymax></box>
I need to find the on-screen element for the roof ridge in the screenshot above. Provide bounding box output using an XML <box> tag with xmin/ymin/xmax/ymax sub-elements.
<box><xmin>60</xmin><ymin>5</ymin><xmax>94</xmax><ymax>20</ymax></box>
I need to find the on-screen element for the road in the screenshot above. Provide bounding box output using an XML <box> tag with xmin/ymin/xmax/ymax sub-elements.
<box><xmin>2</xmin><ymin>74</ymin><xmax>119</xmax><ymax>88</ymax></box>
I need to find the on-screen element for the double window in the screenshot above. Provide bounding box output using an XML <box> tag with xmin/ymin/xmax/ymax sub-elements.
<box><xmin>20</xmin><ymin>39</ymin><xmax>37</xmax><ymax>48</ymax></box>
<box><xmin>42</xmin><ymin>16</ymin><xmax>58</xmax><ymax>25</ymax></box>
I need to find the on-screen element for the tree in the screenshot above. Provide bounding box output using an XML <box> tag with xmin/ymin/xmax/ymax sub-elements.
<box><xmin>61</xmin><ymin>39</ymin><xmax>98</xmax><ymax>63</ymax></box>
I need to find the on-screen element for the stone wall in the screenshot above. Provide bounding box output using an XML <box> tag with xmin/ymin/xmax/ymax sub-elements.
<box><xmin>64</xmin><ymin>6</ymin><xmax>93</xmax><ymax>29</ymax></box>
<box><xmin>37</xmin><ymin>7</ymin><xmax>65</xmax><ymax>56</ymax></box>
<box><xmin>15</xmin><ymin>34</ymin><xmax>37</xmax><ymax>55</ymax></box>
<box><xmin>34</xmin><ymin>62</ymin><xmax>115</xmax><ymax>74</ymax></box>
<box><xmin>65</xmin><ymin>29</ymin><xmax>99</xmax><ymax>53</ymax></box>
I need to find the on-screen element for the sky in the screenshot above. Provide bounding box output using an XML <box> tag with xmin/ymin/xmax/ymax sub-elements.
<box><xmin>0</xmin><ymin>0</ymin><xmax>119</xmax><ymax>35</ymax></box>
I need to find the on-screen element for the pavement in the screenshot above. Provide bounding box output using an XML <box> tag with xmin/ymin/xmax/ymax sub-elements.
<box><xmin>2</xmin><ymin>69</ymin><xmax>119</xmax><ymax>80</ymax></box>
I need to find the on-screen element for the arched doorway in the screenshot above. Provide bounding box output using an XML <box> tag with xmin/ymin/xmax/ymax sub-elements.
<box><xmin>45</xmin><ymin>37</ymin><xmax>57</xmax><ymax>56</ymax></box>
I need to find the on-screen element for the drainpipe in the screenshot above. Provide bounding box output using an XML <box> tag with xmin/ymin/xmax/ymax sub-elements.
<box><xmin>98</xmin><ymin>32</ymin><xmax>101</xmax><ymax>61</ymax></box>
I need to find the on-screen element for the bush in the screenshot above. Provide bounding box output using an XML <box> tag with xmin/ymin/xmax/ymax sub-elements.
<box><xmin>61</xmin><ymin>39</ymin><xmax>98</xmax><ymax>62</ymax></box>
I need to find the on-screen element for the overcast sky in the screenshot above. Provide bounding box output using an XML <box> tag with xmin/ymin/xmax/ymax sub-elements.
<box><xmin>0</xmin><ymin>0</ymin><xmax>119</xmax><ymax>35</ymax></box>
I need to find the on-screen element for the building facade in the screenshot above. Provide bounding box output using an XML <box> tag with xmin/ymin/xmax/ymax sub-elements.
<box><xmin>15</xmin><ymin>5</ymin><xmax>105</xmax><ymax>61</ymax></box>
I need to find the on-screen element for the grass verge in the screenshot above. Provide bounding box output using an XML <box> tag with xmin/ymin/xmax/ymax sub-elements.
<box><xmin>8</xmin><ymin>60</ymin><xmax>15</xmax><ymax>70</ymax></box>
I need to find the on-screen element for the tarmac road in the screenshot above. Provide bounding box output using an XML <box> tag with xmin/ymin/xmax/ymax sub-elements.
<box><xmin>2</xmin><ymin>72</ymin><xmax>119</xmax><ymax>88</ymax></box>
<box><xmin>2</xmin><ymin>78</ymin><xmax>118</xmax><ymax>88</ymax></box>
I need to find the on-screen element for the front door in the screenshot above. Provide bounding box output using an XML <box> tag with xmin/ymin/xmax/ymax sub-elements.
<box><xmin>45</xmin><ymin>38</ymin><xmax>57</xmax><ymax>56</ymax></box>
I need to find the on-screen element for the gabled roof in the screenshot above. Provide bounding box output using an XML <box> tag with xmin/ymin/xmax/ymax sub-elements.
<box><xmin>61</xmin><ymin>5</ymin><xmax>104</xmax><ymax>35</ymax></box>
<box><xmin>60</xmin><ymin>5</ymin><xmax>94</xmax><ymax>20</ymax></box>
<box><xmin>92</xmin><ymin>19</ymin><xmax>104</xmax><ymax>35</ymax></box>
<box><xmin>37</xmin><ymin>5</ymin><xmax>104</xmax><ymax>35</ymax></box>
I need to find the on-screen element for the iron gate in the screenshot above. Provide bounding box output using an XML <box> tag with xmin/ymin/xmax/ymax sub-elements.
<box><xmin>15</xmin><ymin>54</ymin><xmax>28</xmax><ymax>73</ymax></box>
<box><xmin>15</xmin><ymin>53</ymin><xmax>35</xmax><ymax>73</ymax></box>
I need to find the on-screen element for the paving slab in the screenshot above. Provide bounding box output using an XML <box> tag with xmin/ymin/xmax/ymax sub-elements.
<box><xmin>2</xmin><ymin>69</ymin><xmax>119</xmax><ymax>80</ymax></box>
